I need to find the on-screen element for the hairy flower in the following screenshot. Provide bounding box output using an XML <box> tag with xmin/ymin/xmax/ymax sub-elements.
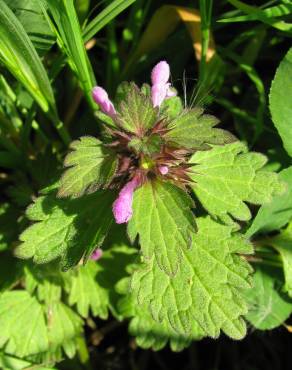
<box><xmin>151</xmin><ymin>61</ymin><xmax>176</xmax><ymax>107</ymax></box>
<box><xmin>88</xmin><ymin>60</ymin><xmax>231</xmax><ymax>225</ymax></box>
<box><xmin>112</xmin><ymin>176</ymin><xmax>140</xmax><ymax>224</ymax></box>
<box><xmin>92</xmin><ymin>86</ymin><xmax>116</xmax><ymax>117</ymax></box>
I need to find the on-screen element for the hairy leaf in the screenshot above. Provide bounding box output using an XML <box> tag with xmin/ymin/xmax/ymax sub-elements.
<box><xmin>117</xmin><ymin>83</ymin><xmax>157</xmax><ymax>134</ymax></box>
<box><xmin>0</xmin><ymin>291</ymin><xmax>48</xmax><ymax>357</ymax></box>
<box><xmin>47</xmin><ymin>302</ymin><xmax>83</xmax><ymax>359</ymax></box>
<box><xmin>244</xmin><ymin>266</ymin><xmax>292</xmax><ymax>330</ymax></box>
<box><xmin>16</xmin><ymin>191</ymin><xmax>115</xmax><ymax>269</ymax></box>
<box><xmin>58</xmin><ymin>136</ymin><xmax>117</xmax><ymax>198</ymax></box>
<box><xmin>118</xmin><ymin>278</ymin><xmax>201</xmax><ymax>351</ymax></box>
<box><xmin>270</xmin><ymin>47</ymin><xmax>292</xmax><ymax>157</ymax></box>
<box><xmin>128</xmin><ymin>180</ymin><xmax>196</xmax><ymax>276</ymax></box>
<box><xmin>131</xmin><ymin>217</ymin><xmax>253</xmax><ymax>339</ymax></box>
<box><xmin>247</xmin><ymin>166</ymin><xmax>292</xmax><ymax>237</ymax></box>
<box><xmin>165</xmin><ymin>109</ymin><xmax>235</xmax><ymax>149</ymax></box>
<box><xmin>189</xmin><ymin>142</ymin><xmax>285</xmax><ymax>222</ymax></box>
<box><xmin>66</xmin><ymin>260</ymin><xmax>109</xmax><ymax>319</ymax></box>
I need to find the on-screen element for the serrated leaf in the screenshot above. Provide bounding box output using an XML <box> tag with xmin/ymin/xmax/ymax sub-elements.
<box><xmin>47</xmin><ymin>302</ymin><xmax>83</xmax><ymax>359</ymax></box>
<box><xmin>24</xmin><ymin>264</ymin><xmax>62</xmax><ymax>305</ymax></box>
<box><xmin>66</xmin><ymin>260</ymin><xmax>109</xmax><ymax>319</ymax></box>
<box><xmin>16</xmin><ymin>191</ymin><xmax>115</xmax><ymax>269</ymax></box>
<box><xmin>165</xmin><ymin>109</ymin><xmax>235</xmax><ymax>149</ymax></box>
<box><xmin>246</xmin><ymin>166</ymin><xmax>292</xmax><ymax>237</ymax></box>
<box><xmin>160</xmin><ymin>95</ymin><xmax>183</xmax><ymax>120</ymax></box>
<box><xmin>270</xmin><ymin>47</ymin><xmax>292</xmax><ymax>157</ymax></box>
<box><xmin>118</xmin><ymin>282</ymin><xmax>200</xmax><ymax>351</ymax></box>
<box><xmin>244</xmin><ymin>266</ymin><xmax>292</xmax><ymax>330</ymax></box>
<box><xmin>269</xmin><ymin>223</ymin><xmax>292</xmax><ymax>297</ymax></box>
<box><xmin>0</xmin><ymin>291</ymin><xmax>48</xmax><ymax>357</ymax></box>
<box><xmin>117</xmin><ymin>82</ymin><xmax>157</xmax><ymax>134</ymax></box>
<box><xmin>131</xmin><ymin>217</ymin><xmax>253</xmax><ymax>340</ymax></box>
<box><xmin>189</xmin><ymin>142</ymin><xmax>285</xmax><ymax>222</ymax></box>
<box><xmin>128</xmin><ymin>180</ymin><xmax>196</xmax><ymax>276</ymax></box>
<box><xmin>58</xmin><ymin>136</ymin><xmax>117</xmax><ymax>198</ymax></box>
<box><xmin>128</xmin><ymin>134</ymin><xmax>162</xmax><ymax>155</ymax></box>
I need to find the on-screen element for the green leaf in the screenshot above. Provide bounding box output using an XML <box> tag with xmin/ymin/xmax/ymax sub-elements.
<box><xmin>117</xmin><ymin>83</ymin><xmax>158</xmax><ymax>134</ymax></box>
<box><xmin>165</xmin><ymin>109</ymin><xmax>235</xmax><ymax>149</ymax></box>
<box><xmin>4</xmin><ymin>0</ymin><xmax>56</xmax><ymax>55</ymax></box>
<box><xmin>0</xmin><ymin>0</ymin><xmax>69</xmax><ymax>144</ymax></box>
<box><xmin>246</xmin><ymin>166</ymin><xmax>292</xmax><ymax>237</ymax></box>
<box><xmin>226</xmin><ymin>0</ymin><xmax>292</xmax><ymax>32</ymax></box>
<box><xmin>58</xmin><ymin>136</ymin><xmax>117</xmax><ymax>198</ymax></box>
<box><xmin>83</xmin><ymin>0</ymin><xmax>136</xmax><ymax>43</ymax></box>
<box><xmin>0</xmin><ymin>291</ymin><xmax>48</xmax><ymax>357</ymax></box>
<box><xmin>269</xmin><ymin>223</ymin><xmax>292</xmax><ymax>297</ymax></box>
<box><xmin>270</xmin><ymin>47</ymin><xmax>292</xmax><ymax>157</ymax></box>
<box><xmin>16</xmin><ymin>191</ymin><xmax>115</xmax><ymax>269</ymax></box>
<box><xmin>131</xmin><ymin>217</ymin><xmax>253</xmax><ymax>339</ymax></box>
<box><xmin>244</xmin><ymin>266</ymin><xmax>292</xmax><ymax>330</ymax></box>
<box><xmin>66</xmin><ymin>260</ymin><xmax>109</xmax><ymax>319</ymax></box>
<box><xmin>189</xmin><ymin>142</ymin><xmax>285</xmax><ymax>222</ymax></box>
<box><xmin>117</xmin><ymin>277</ymin><xmax>201</xmax><ymax>351</ymax></box>
<box><xmin>0</xmin><ymin>352</ymin><xmax>57</xmax><ymax>370</ymax></box>
<box><xmin>128</xmin><ymin>180</ymin><xmax>196</xmax><ymax>276</ymax></box>
<box><xmin>219</xmin><ymin>4</ymin><xmax>292</xmax><ymax>27</ymax></box>
<box><xmin>47</xmin><ymin>302</ymin><xmax>83</xmax><ymax>358</ymax></box>
<box><xmin>40</xmin><ymin>0</ymin><xmax>96</xmax><ymax>108</ymax></box>
<box><xmin>128</xmin><ymin>134</ymin><xmax>162</xmax><ymax>155</ymax></box>
<box><xmin>160</xmin><ymin>95</ymin><xmax>183</xmax><ymax>120</ymax></box>
<box><xmin>126</xmin><ymin>296</ymin><xmax>197</xmax><ymax>351</ymax></box>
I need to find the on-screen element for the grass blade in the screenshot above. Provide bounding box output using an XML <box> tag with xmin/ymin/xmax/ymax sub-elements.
<box><xmin>83</xmin><ymin>0</ymin><xmax>136</xmax><ymax>43</ymax></box>
<box><xmin>0</xmin><ymin>0</ymin><xmax>70</xmax><ymax>144</ymax></box>
<box><xmin>41</xmin><ymin>0</ymin><xmax>96</xmax><ymax>109</ymax></box>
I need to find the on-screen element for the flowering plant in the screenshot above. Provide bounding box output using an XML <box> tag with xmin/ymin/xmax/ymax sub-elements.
<box><xmin>1</xmin><ymin>0</ymin><xmax>292</xmax><ymax>366</ymax></box>
<box><xmin>17</xmin><ymin>60</ymin><xmax>284</xmax><ymax>344</ymax></box>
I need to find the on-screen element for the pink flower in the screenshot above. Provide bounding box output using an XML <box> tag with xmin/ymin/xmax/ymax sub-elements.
<box><xmin>91</xmin><ymin>248</ymin><xmax>103</xmax><ymax>261</ymax></box>
<box><xmin>151</xmin><ymin>61</ymin><xmax>176</xmax><ymax>108</ymax></box>
<box><xmin>112</xmin><ymin>177</ymin><xmax>139</xmax><ymax>224</ymax></box>
<box><xmin>92</xmin><ymin>86</ymin><xmax>116</xmax><ymax>117</ymax></box>
<box><xmin>158</xmin><ymin>165</ymin><xmax>169</xmax><ymax>175</ymax></box>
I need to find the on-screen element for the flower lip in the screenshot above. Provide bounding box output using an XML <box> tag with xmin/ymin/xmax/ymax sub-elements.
<box><xmin>92</xmin><ymin>86</ymin><xmax>116</xmax><ymax>117</ymax></box>
<box><xmin>151</xmin><ymin>60</ymin><xmax>176</xmax><ymax>108</ymax></box>
<box><xmin>112</xmin><ymin>176</ymin><xmax>140</xmax><ymax>224</ymax></box>
<box><xmin>151</xmin><ymin>61</ymin><xmax>170</xmax><ymax>85</ymax></box>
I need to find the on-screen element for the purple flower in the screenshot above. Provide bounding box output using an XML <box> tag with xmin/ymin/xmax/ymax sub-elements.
<box><xmin>92</xmin><ymin>86</ymin><xmax>116</xmax><ymax>117</ymax></box>
<box><xmin>112</xmin><ymin>177</ymin><xmax>140</xmax><ymax>224</ymax></box>
<box><xmin>158</xmin><ymin>165</ymin><xmax>169</xmax><ymax>175</ymax></box>
<box><xmin>151</xmin><ymin>61</ymin><xmax>176</xmax><ymax>108</ymax></box>
<box><xmin>91</xmin><ymin>248</ymin><xmax>103</xmax><ymax>261</ymax></box>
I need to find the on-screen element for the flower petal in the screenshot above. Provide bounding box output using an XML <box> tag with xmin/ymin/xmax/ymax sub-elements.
<box><xmin>92</xmin><ymin>86</ymin><xmax>116</xmax><ymax>117</ymax></box>
<box><xmin>91</xmin><ymin>248</ymin><xmax>103</xmax><ymax>261</ymax></box>
<box><xmin>151</xmin><ymin>61</ymin><xmax>170</xmax><ymax>85</ymax></box>
<box><xmin>112</xmin><ymin>177</ymin><xmax>139</xmax><ymax>224</ymax></box>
